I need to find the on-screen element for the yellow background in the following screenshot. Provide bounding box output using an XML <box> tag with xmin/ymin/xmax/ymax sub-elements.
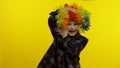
<box><xmin>0</xmin><ymin>0</ymin><xmax>120</xmax><ymax>68</ymax></box>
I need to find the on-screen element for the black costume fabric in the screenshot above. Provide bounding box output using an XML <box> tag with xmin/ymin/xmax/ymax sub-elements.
<box><xmin>37</xmin><ymin>11</ymin><xmax>88</xmax><ymax>68</ymax></box>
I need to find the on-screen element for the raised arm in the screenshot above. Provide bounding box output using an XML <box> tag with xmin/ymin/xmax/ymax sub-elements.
<box><xmin>48</xmin><ymin>10</ymin><xmax>62</xmax><ymax>39</ymax></box>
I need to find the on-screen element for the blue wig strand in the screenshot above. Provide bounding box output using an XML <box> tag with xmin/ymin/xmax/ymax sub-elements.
<box><xmin>81</xmin><ymin>10</ymin><xmax>90</xmax><ymax>31</ymax></box>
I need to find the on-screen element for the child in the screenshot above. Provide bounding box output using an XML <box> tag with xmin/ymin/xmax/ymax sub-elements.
<box><xmin>37</xmin><ymin>4</ymin><xmax>90</xmax><ymax>68</ymax></box>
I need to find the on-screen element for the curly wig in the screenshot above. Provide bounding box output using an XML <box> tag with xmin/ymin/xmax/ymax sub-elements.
<box><xmin>48</xmin><ymin>3</ymin><xmax>90</xmax><ymax>31</ymax></box>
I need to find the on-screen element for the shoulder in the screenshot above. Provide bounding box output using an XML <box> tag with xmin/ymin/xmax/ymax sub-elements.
<box><xmin>80</xmin><ymin>35</ymin><xmax>88</xmax><ymax>42</ymax></box>
<box><xmin>75</xmin><ymin>35</ymin><xmax>89</xmax><ymax>47</ymax></box>
<box><xmin>75</xmin><ymin>35</ymin><xmax>89</xmax><ymax>50</ymax></box>
<box><xmin>76</xmin><ymin>34</ymin><xmax>88</xmax><ymax>42</ymax></box>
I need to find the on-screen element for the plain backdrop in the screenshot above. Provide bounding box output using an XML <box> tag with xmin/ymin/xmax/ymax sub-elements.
<box><xmin>0</xmin><ymin>0</ymin><xmax>120</xmax><ymax>68</ymax></box>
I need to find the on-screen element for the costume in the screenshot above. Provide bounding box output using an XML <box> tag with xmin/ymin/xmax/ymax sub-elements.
<box><xmin>37</xmin><ymin>4</ymin><xmax>90</xmax><ymax>68</ymax></box>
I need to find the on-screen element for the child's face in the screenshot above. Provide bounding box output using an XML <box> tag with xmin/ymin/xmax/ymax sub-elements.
<box><xmin>67</xmin><ymin>21</ymin><xmax>79</xmax><ymax>36</ymax></box>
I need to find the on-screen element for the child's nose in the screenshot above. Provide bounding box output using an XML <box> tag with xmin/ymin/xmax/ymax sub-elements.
<box><xmin>70</xmin><ymin>25</ymin><xmax>74</xmax><ymax>29</ymax></box>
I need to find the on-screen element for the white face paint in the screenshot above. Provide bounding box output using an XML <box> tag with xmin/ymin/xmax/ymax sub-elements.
<box><xmin>67</xmin><ymin>21</ymin><xmax>79</xmax><ymax>36</ymax></box>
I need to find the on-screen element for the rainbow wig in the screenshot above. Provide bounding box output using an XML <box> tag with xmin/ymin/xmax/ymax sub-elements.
<box><xmin>51</xmin><ymin>4</ymin><xmax>90</xmax><ymax>31</ymax></box>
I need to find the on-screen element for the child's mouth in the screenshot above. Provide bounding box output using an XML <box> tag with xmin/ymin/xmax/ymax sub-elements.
<box><xmin>68</xmin><ymin>30</ymin><xmax>77</xmax><ymax>34</ymax></box>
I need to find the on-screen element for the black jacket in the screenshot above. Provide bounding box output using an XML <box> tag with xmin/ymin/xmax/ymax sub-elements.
<box><xmin>37</xmin><ymin>11</ymin><xmax>88</xmax><ymax>68</ymax></box>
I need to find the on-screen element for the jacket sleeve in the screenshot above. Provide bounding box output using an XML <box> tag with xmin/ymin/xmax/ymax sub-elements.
<box><xmin>48</xmin><ymin>10</ymin><xmax>62</xmax><ymax>39</ymax></box>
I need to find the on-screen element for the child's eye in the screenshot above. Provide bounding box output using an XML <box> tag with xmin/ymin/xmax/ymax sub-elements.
<box><xmin>74</xmin><ymin>23</ymin><xmax>78</xmax><ymax>25</ymax></box>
